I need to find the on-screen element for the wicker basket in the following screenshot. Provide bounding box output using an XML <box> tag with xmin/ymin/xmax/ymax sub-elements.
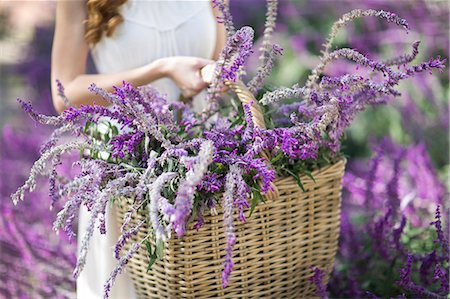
<box><xmin>115</xmin><ymin>80</ymin><xmax>346</xmax><ymax>298</ymax></box>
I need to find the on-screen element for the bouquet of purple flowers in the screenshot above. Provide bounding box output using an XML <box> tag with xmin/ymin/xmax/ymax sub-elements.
<box><xmin>12</xmin><ymin>0</ymin><xmax>445</xmax><ymax>297</ymax></box>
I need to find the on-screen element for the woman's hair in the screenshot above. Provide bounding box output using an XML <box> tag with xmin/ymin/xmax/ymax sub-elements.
<box><xmin>84</xmin><ymin>0</ymin><xmax>128</xmax><ymax>45</ymax></box>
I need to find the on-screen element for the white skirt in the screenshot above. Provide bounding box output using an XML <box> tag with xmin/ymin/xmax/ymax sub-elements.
<box><xmin>77</xmin><ymin>205</ymin><xmax>138</xmax><ymax>299</ymax></box>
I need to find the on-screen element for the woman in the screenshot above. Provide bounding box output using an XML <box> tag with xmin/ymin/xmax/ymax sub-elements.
<box><xmin>51</xmin><ymin>0</ymin><xmax>226</xmax><ymax>297</ymax></box>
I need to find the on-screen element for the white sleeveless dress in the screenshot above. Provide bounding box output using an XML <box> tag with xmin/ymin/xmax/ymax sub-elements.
<box><xmin>77</xmin><ymin>1</ymin><xmax>216</xmax><ymax>298</ymax></box>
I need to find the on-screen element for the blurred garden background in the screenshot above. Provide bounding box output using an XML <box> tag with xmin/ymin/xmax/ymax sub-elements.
<box><xmin>0</xmin><ymin>1</ymin><xmax>448</xmax><ymax>298</ymax></box>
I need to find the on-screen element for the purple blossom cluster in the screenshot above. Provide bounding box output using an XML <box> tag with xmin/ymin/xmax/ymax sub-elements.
<box><xmin>324</xmin><ymin>138</ymin><xmax>449</xmax><ymax>298</ymax></box>
<box><xmin>310</xmin><ymin>267</ymin><xmax>329</xmax><ymax>299</ymax></box>
<box><xmin>11</xmin><ymin>1</ymin><xmax>447</xmax><ymax>298</ymax></box>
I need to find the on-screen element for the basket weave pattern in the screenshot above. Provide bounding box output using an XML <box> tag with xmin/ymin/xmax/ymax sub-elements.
<box><xmin>115</xmin><ymin>159</ymin><xmax>345</xmax><ymax>298</ymax></box>
<box><xmin>115</xmin><ymin>78</ymin><xmax>346</xmax><ymax>298</ymax></box>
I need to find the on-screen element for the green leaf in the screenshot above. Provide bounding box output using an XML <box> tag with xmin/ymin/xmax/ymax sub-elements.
<box><xmin>111</xmin><ymin>125</ymin><xmax>119</xmax><ymax>136</ymax></box>
<box><xmin>144</xmin><ymin>135</ymin><xmax>151</xmax><ymax>153</ymax></box>
<box><xmin>283</xmin><ymin>168</ymin><xmax>305</xmax><ymax>192</ymax></box>
<box><xmin>145</xmin><ymin>240</ymin><xmax>152</xmax><ymax>257</ymax></box>
<box><xmin>249</xmin><ymin>187</ymin><xmax>264</xmax><ymax>217</ymax></box>
<box><xmin>84</xmin><ymin>122</ymin><xmax>92</xmax><ymax>134</ymax></box>
<box><xmin>230</xmin><ymin>115</ymin><xmax>243</xmax><ymax>127</ymax></box>
<box><xmin>147</xmin><ymin>254</ymin><xmax>158</xmax><ymax>272</ymax></box>
<box><xmin>167</xmin><ymin>159</ymin><xmax>174</xmax><ymax>172</ymax></box>
<box><xmin>169</xmin><ymin>177</ymin><xmax>177</xmax><ymax>193</ymax></box>
<box><xmin>156</xmin><ymin>239</ymin><xmax>164</xmax><ymax>259</ymax></box>
<box><xmin>145</xmin><ymin>240</ymin><xmax>158</xmax><ymax>273</ymax></box>
<box><xmin>270</xmin><ymin>151</ymin><xmax>283</xmax><ymax>164</ymax></box>
<box><xmin>214</xmin><ymin>162</ymin><xmax>225</xmax><ymax>172</ymax></box>
<box><xmin>303</xmin><ymin>170</ymin><xmax>316</xmax><ymax>183</ymax></box>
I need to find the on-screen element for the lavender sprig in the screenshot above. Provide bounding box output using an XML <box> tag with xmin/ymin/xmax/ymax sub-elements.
<box><xmin>114</xmin><ymin>220</ymin><xmax>145</xmax><ymax>260</ymax></box>
<box><xmin>172</xmin><ymin>140</ymin><xmax>215</xmax><ymax>237</ymax></box>
<box><xmin>221</xmin><ymin>165</ymin><xmax>237</xmax><ymax>288</ymax></box>
<box><xmin>55</xmin><ymin>79</ymin><xmax>72</xmax><ymax>107</ymax></box>
<box><xmin>307</xmin><ymin>9</ymin><xmax>409</xmax><ymax>89</ymax></box>
<box><xmin>11</xmin><ymin>141</ymin><xmax>89</xmax><ymax>205</ymax></box>
<box><xmin>310</xmin><ymin>267</ymin><xmax>329</xmax><ymax>299</ymax></box>
<box><xmin>383</xmin><ymin>41</ymin><xmax>420</xmax><ymax>66</ymax></box>
<box><xmin>148</xmin><ymin>172</ymin><xmax>178</xmax><ymax>242</ymax></box>
<box><xmin>258</xmin><ymin>0</ymin><xmax>279</xmax><ymax>63</ymax></box>
<box><xmin>320</xmin><ymin>9</ymin><xmax>409</xmax><ymax>63</ymax></box>
<box><xmin>103</xmin><ymin>243</ymin><xmax>140</xmax><ymax>299</ymax></box>
<box><xmin>203</xmin><ymin>26</ymin><xmax>255</xmax><ymax>119</ymax></box>
<box><xmin>248</xmin><ymin>44</ymin><xmax>283</xmax><ymax>95</ymax></box>
<box><xmin>211</xmin><ymin>0</ymin><xmax>235</xmax><ymax>38</ymax></box>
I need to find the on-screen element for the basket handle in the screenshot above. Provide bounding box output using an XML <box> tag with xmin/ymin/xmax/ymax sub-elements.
<box><xmin>201</xmin><ymin>64</ymin><xmax>267</xmax><ymax>131</ymax></box>
<box><xmin>201</xmin><ymin>65</ymin><xmax>279</xmax><ymax>200</ymax></box>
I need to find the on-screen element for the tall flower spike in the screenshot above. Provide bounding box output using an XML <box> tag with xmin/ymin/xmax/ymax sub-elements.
<box><xmin>260</xmin><ymin>84</ymin><xmax>309</xmax><ymax>105</ymax></box>
<box><xmin>211</xmin><ymin>0</ymin><xmax>235</xmax><ymax>38</ymax></box>
<box><xmin>248</xmin><ymin>44</ymin><xmax>283</xmax><ymax>95</ymax></box>
<box><xmin>221</xmin><ymin>165</ymin><xmax>237</xmax><ymax>288</ymax></box>
<box><xmin>383</xmin><ymin>41</ymin><xmax>420</xmax><ymax>66</ymax></box>
<box><xmin>148</xmin><ymin>172</ymin><xmax>178</xmax><ymax>242</ymax></box>
<box><xmin>172</xmin><ymin>140</ymin><xmax>215</xmax><ymax>237</ymax></box>
<box><xmin>72</xmin><ymin>189</ymin><xmax>106</xmax><ymax>278</ymax></box>
<box><xmin>313</xmin><ymin>48</ymin><xmax>390</xmax><ymax>78</ymax></box>
<box><xmin>231</xmin><ymin>165</ymin><xmax>250</xmax><ymax>223</ymax></box>
<box><xmin>103</xmin><ymin>243</ymin><xmax>140</xmax><ymax>299</ymax></box>
<box><xmin>202</xmin><ymin>26</ymin><xmax>255</xmax><ymax>120</ymax></box>
<box><xmin>259</xmin><ymin>0</ymin><xmax>278</xmax><ymax>63</ymax></box>
<box><xmin>242</xmin><ymin>101</ymin><xmax>255</xmax><ymax>143</ymax></box>
<box><xmin>114</xmin><ymin>220</ymin><xmax>145</xmax><ymax>260</ymax></box>
<box><xmin>307</xmin><ymin>9</ymin><xmax>409</xmax><ymax>89</ymax></box>
<box><xmin>244</xmin><ymin>0</ymin><xmax>279</xmax><ymax>99</ymax></box>
<box><xmin>430</xmin><ymin>205</ymin><xmax>449</xmax><ymax>257</ymax></box>
<box><xmin>11</xmin><ymin>141</ymin><xmax>88</xmax><ymax>205</ymax></box>
<box><xmin>55</xmin><ymin>79</ymin><xmax>72</xmax><ymax>107</ymax></box>
<box><xmin>321</xmin><ymin>9</ymin><xmax>409</xmax><ymax>59</ymax></box>
<box><xmin>221</xmin><ymin>26</ymin><xmax>255</xmax><ymax>82</ymax></box>
<box><xmin>17</xmin><ymin>99</ymin><xmax>66</xmax><ymax>126</ymax></box>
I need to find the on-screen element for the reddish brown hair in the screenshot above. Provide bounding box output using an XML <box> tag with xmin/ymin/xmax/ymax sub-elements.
<box><xmin>84</xmin><ymin>0</ymin><xmax>128</xmax><ymax>45</ymax></box>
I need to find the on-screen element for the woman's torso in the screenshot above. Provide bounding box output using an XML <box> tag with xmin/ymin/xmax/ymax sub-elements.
<box><xmin>90</xmin><ymin>0</ymin><xmax>216</xmax><ymax>110</ymax></box>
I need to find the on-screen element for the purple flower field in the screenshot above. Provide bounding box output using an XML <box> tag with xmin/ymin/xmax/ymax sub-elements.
<box><xmin>0</xmin><ymin>1</ymin><xmax>448</xmax><ymax>298</ymax></box>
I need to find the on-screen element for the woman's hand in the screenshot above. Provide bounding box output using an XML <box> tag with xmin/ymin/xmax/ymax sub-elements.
<box><xmin>161</xmin><ymin>56</ymin><xmax>214</xmax><ymax>98</ymax></box>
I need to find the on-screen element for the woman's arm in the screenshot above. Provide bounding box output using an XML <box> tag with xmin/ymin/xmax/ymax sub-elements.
<box><xmin>51</xmin><ymin>1</ymin><xmax>213</xmax><ymax>114</ymax></box>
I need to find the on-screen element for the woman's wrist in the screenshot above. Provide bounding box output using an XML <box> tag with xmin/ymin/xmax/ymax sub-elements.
<box><xmin>154</xmin><ymin>57</ymin><xmax>173</xmax><ymax>80</ymax></box>
<box><xmin>135</xmin><ymin>57</ymin><xmax>173</xmax><ymax>86</ymax></box>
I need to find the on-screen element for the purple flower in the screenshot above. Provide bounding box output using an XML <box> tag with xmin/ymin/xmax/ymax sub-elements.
<box><xmin>242</xmin><ymin>101</ymin><xmax>255</xmax><ymax>143</ymax></box>
<box><xmin>430</xmin><ymin>206</ymin><xmax>449</xmax><ymax>257</ymax></box>
<box><xmin>211</xmin><ymin>0</ymin><xmax>235</xmax><ymax>37</ymax></box>
<box><xmin>104</xmin><ymin>243</ymin><xmax>140</xmax><ymax>299</ymax></box>
<box><xmin>198</xmin><ymin>173</ymin><xmax>223</xmax><ymax>193</ymax></box>
<box><xmin>310</xmin><ymin>267</ymin><xmax>329</xmax><ymax>299</ymax></box>
<box><xmin>194</xmin><ymin>200</ymin><xmax>206</xmax><ymax>231</ymax></box>
<box><xmin>232</xmin><ymin>166</ymin><xmax>250</xmax><ymax>222</ymax></box>
<box><xmin>248</xmin><ymin>43</ymin><xmax>284</xmax><ymax>94</ymax></box>
<box><xmin>221</xmin><ymin>166</ymin><xmax>237</xmax><ymax>288</ymax></box>
<box><xmin>172</xmin><ymin>140</ymin><xmax>214</xmax><ymax>237</ymax></box>
<box><xmin>221</xmin><ymin>27</ymin><xmax>255</xmax><ymax>82</ymax></box>
<box><xmin>114</xmin><ymin>220</ymin><xmax>145</xmax><ymax>260</ymax></box>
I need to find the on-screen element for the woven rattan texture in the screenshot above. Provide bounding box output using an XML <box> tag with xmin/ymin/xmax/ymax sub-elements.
<box><xmin>115</xmin><ymin>158</ymin><xmax>345</xmax><ymax>298</ymax></box>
